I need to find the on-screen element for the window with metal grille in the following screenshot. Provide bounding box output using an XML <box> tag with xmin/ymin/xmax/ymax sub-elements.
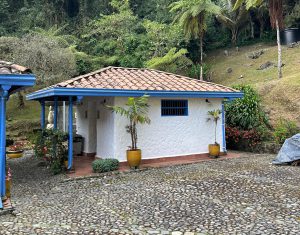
<box><xmin>161</xmin><ymin>100</ymin><xmax>188</xmax><ymax>116</ymax></box>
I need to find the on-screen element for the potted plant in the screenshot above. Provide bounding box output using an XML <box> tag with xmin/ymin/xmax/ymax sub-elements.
<box><xmin>5</xmin><ymin>167</ymin><xmax>12</xmax><ymax>198</ymax></box>
<box><xmin>6</xmin><ymin>143</ymin><xmax>24</xmax><ymax>159</ymax></box>
<box><xmin>108</xmin><ymin>95</ymin><xmax>151</xmax><ymax>168</ymax></box>
<box><xmin>207</xmin><ymin>109</ymin><xmax>222</xmax><ymax>158</ymax></box>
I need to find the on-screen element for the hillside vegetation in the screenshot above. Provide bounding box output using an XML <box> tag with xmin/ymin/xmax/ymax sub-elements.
<box><xmin>208</xmin><ymin>43</ymin><xmax>300</xmax><ymax>126</ymax></box>
<box><xmin>6</xmin><ymin>43</ymin><xmax>300</xmax><ymax>139</ymax></box>
<box><xmin>1</xmin><ymin>0</ymin><xmax>299</xmax><ymax>137</ymax></box>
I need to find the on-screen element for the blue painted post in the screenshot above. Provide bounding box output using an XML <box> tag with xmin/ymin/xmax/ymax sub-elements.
<box><xmin>0</xmin><ymin>87</ymin><xmax>9</xmax><ymax>199</ymax></box>
<box><xmin>221</xmin><ymin>102</ymin><xmax>227</xmax><ymax>153</ymax></box>
<box><xmin>0</xmin><ymin>96</ymin><xmax>4</xmax><ymax>201</ymax></box>
<box><xmin>40</xmin><ymin>100</ymin><xmax>45</xmax><ymax>129</ymax></box>
<box><xmin>54</xmin><ymin>97</ymin><xmax>58</xmax><ymax>129</ymax></box>
<box><xmin>67</xmin><ymin>97</ymin><xmax>73</xmax><ymax>170</ymax></box>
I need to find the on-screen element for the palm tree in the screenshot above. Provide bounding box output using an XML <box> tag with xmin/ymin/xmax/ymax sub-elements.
<box><xmin>170</xmin><ymin>0</ymin><xmax>220</xmax><ymax>81</ymax></box>
<box><xmin>234</xmin><ymin>0</ymin><xmax>284</xmax><ymax>79</ymax></box>
<box><xmin>207</xmin><ymin>109</ymin><xmax>222</xmax><ymax>144</ymax></box>
<box><xmin>108</xmin><ymin>95</ymin><xmax>151</xmax><ymax>150</ymax></box>
<box><xmin>216</xmin><ymin>0</ymin><xmax>250</xmax><ymax>46</ymax></box>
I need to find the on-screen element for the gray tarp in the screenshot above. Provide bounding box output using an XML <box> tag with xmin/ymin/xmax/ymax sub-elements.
<box><xmin>273</xmin><ymin>133</ymin><xmax>300</xmax><ymax>164</ymax></box>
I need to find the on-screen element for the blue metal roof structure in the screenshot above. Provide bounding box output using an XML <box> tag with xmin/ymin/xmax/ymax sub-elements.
<box><xmin>0</xmin><ymin>68</ymin><xmax>36</xmax><ymax>210</ymax></box>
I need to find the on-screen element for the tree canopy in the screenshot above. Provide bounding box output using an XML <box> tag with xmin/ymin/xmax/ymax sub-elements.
<box><xmin>0</xmin><ymin>0</ymin><xmax>297</xmax><ymax>85</ymax></box>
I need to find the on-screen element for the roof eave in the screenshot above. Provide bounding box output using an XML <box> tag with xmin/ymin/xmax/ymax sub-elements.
<box><xmin>26</xmin><ymin>87</ymin><xmax>244</xmax><ymax>101</ymax></box>
<box><xmin>0</xmin><ymin>74</ymin><xmax>36</xmax><ymax>87</ymax></box>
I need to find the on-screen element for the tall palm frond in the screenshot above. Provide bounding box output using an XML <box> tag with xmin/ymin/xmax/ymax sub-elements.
<box><xmin>169</xmin><ymin>0</ymin><xmax>220</xmax><ymax>80</ymax></box>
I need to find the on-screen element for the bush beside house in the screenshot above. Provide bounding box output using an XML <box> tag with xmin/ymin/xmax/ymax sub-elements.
<box><xmin>31</xmin><ymin>129</ymin><xmax>68</xmax><ymax>175</ymax></box>
<box><xmin>225</xmin><ymin>85</ymin><xmax>299</xmax><ymax>152</ymax></box>
<box><xmin>92</xmin><ymin>159</ymin><xmax>120</xmax><ymax>173</ymax></box>
<box><xmin>225</xmin><ymin>85</ymin><xmax>271</xmax><ymax>151</ymax></box>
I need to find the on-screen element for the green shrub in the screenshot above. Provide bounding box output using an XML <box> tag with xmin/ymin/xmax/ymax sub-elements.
<box><xmin>274</xmin><ymin>119</ymin><xmax>300</xmax><ymax>144</ymax></box>
<box><xmin>92</xmin><ymin>158</ymin><xmax>119</xmax><ymax>173</ymax></box>
<box><xmin>225</xmin><ymin>85</ymin><xmax>272</xmax><ymax>150</ymax></box>
<box><xmin>31</xmin><ymin>129</ymin><xmax>68</xmax><ymax>174</ymax></box>
<box><xmin>51</xmin><ymin>160</ymin><xmax>63</xmax><ymax>175</ymax></box>
<box><xmin>225</xmin><ymin>85</ymin><xmax>270</xmax><ymax>130</ymax></box>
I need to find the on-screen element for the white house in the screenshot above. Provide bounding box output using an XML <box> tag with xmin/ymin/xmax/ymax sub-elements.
<box><xmin>27</xmin><ymin>67</ymin><xmax>243</xmax><ymax>167</ymax></box>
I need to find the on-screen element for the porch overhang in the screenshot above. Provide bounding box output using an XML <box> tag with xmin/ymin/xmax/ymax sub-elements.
<box><xmin>0</xmin><ymin>74</ymin><xmax>36</xmax><ymax>95</ymax></box>
<box><xmin>26</xmin><ymin>87</ymin><xmax>244</xmax><ymax>101</ymax></box>
<box><xmin>0</xmin><ymin>73</ymin><xmax>36</xmax><ymax>209</ymax></box>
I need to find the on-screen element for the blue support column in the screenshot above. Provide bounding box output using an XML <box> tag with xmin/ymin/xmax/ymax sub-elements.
<box><xmin>54</xmin><ymin>97</ymin><xmax>58</xmax><ymax>129</ymax></box>
<box><xmin>0</xmin><ymin>86</ymin><xmax>9</xmax><ymax>201</ymax></box>
<box><xmin>40</xmin><ymin>100</ymin><xmax>45</xmax><ymax>129</ymax></box>
<box><xmin>67</xmin><ymin>97</ymin><xmax>73</xmax><ymax>170</ymax></box>
<box><xmin>221</xmin><ymin>102</ymin><xmax>227</xmax><ymax>153</ymax></box>
<box><xmin>0</xmin><ymin>96</ymin><xmax>2</xmax><ymax>208</ymax></box>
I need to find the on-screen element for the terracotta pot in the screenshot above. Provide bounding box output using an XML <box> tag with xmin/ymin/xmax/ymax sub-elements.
<box><xmin>7</xmin><ymin>150</ymin><xmax>24</xmax><ymax>159</ymax></box>
<box><xmin>208</xmin><ymin>144</ymin><xmax>220</xmax><ymax>158</ymax></box>
<box><xmin>126</xmin><ymin>149</ymin><xmax>142</xmax><ymax>168</ymax></box>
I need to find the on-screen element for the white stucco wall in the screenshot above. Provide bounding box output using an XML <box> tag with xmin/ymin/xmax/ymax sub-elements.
<box><xmin>76</xmin><ymin>97</ymin><xmax>97</xmax><ymax>154</ymax></box>
<box><xmin>76</xmin><ymin>96</ymin><xmax>224</xmax><ymax>161</ymax></box>
<box><xmin>96</xmin><ymin>97</ymin><xmax>115</xmax><ymax>158</ymax></box>
<box><xmin>113</xmin><ymin>97</ymin><xmax>224</xmax><ymax>162</ymax></box>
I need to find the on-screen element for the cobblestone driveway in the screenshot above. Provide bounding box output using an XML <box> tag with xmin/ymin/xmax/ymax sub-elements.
<box><xmin>0</xmin><ymin>153</ymin><xmax>300</xmax><ymax>235</ymax></box>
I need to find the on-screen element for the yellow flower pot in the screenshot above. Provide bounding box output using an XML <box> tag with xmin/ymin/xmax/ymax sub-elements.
<box><xmin>208</xmin><ymin>144</ymin><xmax>220</xmax><ymax>158</ymax></box>
<box><xmin>126</xmin><ymin>149</ymin><xmax>142</xmax><ymax>168</ymax></box>
<box><xmin>64</xmin><ymin>160</ymin><xmax>68</xmax><ymax>169</ymax></box>
<box><xmin>5</xmin><ymin>178</ymin><xmax>11</xmax><ymax>198</ymax></box>
<box><xmin>7</xmin><ymin>150</ymin><xmax>24</xmax><ymax>159</ymax></box>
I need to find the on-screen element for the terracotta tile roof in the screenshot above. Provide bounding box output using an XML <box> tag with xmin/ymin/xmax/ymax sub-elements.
<box><xmin>52</xmin><ymin>67</ymin><xmax>238</xmax><ymax>93</ymax></box>
<box><xmin>0</xmin><ymin>61</ymin><xmax>32</xmax><ymax>75</ymax></box>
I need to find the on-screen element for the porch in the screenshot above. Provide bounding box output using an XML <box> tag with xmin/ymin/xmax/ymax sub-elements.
<box><xmin>67</xmin><ymin>152</ymin><xmax>241</xmax><ymax>178</ymax></box>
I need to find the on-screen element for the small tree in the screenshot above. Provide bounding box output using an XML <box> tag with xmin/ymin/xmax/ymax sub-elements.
<box><xmin>170</xmin><ymin>0</ymin><xmax>220</xmax><ymax>81</ymax></box>
<box><xmin>234</xmin><ymin>0</ymin><xmax>284</xmax><ymax>79</ymax></box>
<box><xmin>108</xmin><ymin>95</ymin><xmax>151</xmax><ymax>150</ymax></box>
<box><xmin>216</xmin><ymin>0</ymin><xmax>250</xmax><ymax>46</ymax></box>
<box><xmin>207</xmin><ymin>109</ymin><xmax>222</xmax><ymax>144</ymax></box>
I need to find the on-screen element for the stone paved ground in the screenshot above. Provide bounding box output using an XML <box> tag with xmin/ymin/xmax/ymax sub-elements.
<box><xmin>0</xmin><ymin>152</ymin><xmax>300</xmax><ymax>235</ymax></box>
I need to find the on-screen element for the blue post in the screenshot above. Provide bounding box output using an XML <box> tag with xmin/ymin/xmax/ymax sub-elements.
<box><xmin>0</xmin><ymin>96</ymin><xmax>4</xmax><ymax>202</ymax></box>
<box><xmin>221</xmin><ymin>102</ymin><xmax>227</xmax><ymax>153</ymax></box>
<box><xmin>68</xmin><ymin>97</ymin><xmax>73</xmax><ymax>170</ymax></box>
<box><xmin>0</xmin><ymin>86</ymin><xmax>9</xmax><ymax>200</ymax></box>
<box><xmin>40</xmin><ymin>100</ymin><xmax>45</xmax><ymax>129</ymax></box>
<box><xmin>0</xmin><ymin>96</ymin><xmax>2</xmax><ymax>208</ymax></box>
<box><xmin>54</xmin><ymin>97</ymin><xmax>58</xmax><ymax>129</ymax></box>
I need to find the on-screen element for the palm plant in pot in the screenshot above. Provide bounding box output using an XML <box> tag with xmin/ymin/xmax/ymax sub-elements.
<box><xmin>108</xmin><ymin>95</ymin><xmax>151</xmax><ymax>168</ymax></box>
<box><xmin>207</xmin><ymin>109</ymin><xmax>222</xmax><ymax>158</ymax></box>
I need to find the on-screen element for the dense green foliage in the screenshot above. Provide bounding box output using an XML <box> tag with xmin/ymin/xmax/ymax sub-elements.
<box><xmin>273</xmin><ymin>118</ymin><xmax>300</xmax><ymax>144</ymax></box>
<box><xmin>0</xmin><ymin>35</ymin><xmax>77</xmax><ymax>85</ymax></box>
<box><xmin>225</xmin><ymin>85</ymin><xmax>269</xmax><ymax>130</ymax></box>
<box><xmin>92</xmin><ymin>158</ymin><xmax>120</xmax><ymax>173</ymax></box>
<box><xmin>31</xmin><ymin>129</ymin><xmax>68</xmax><ymax>174</ymax></box>
<box><xmin>225</xmin><ymin>85</ymin><xmax>272</xmax><ymax>150</ymax></box>
<box><xmin>0</xmin><ymin>0</ymin><xmax>297</xmax><ymax>87</ymax></box>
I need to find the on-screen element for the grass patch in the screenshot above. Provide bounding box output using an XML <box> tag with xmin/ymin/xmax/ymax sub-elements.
<box><xmin>6</xmin><ymin>93</ymin><xmax>43</xmax><ymax>139</ymax></box>
<box><xmin>207</xmin><ymin>43</ymin><xmax>300</xmax><ymax>126</ymax></box>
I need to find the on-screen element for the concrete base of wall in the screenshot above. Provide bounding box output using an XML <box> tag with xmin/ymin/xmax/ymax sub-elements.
<box><xmin>119</xmin><ymin>152</ymin><xmax>228</xmax><ymax>166</ymax></box>
<box><xmin>82</xmin><ymin>152</ymin><xmax>96</xmax><ymax>157</ymax></box>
